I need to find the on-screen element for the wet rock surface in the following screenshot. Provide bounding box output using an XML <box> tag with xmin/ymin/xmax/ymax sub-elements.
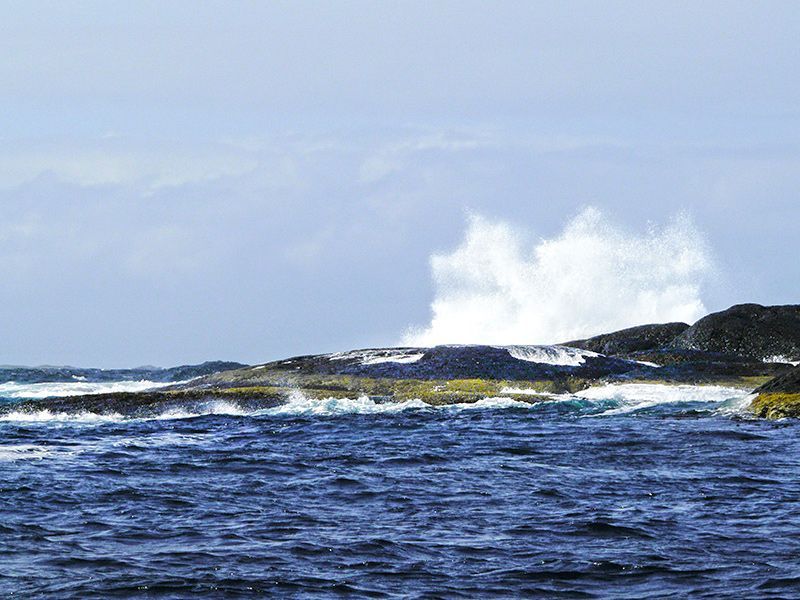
<box><xmin>750</xmin><ymin>366</ymin><xmax>800</xmax><ymax>419</ymax></box>
<box><xmin>566</xmin><ymin>322</ymin><xmax>690</xmax><ymax>356</ymax></box>
<box><xmin>755</xmin><ymin>365</ymin><xmax>800</xmax><ymax>395</ymax></box>
<box><xmin>670</xmin><ymin>303</ymin><xmax>800</xmax><ymax>361</ymax></box>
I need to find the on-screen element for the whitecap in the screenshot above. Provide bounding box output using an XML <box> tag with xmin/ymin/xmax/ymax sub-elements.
<box><xmin>446</xmin><ymin>396</ymin><xmax>534</xmax><ymax>410</ymax></box>
<box><xmin>0</xmin><ymin>409</ymin><xmax>124</xmax><ymax>423</ymax></box>
<box><xmin>714</xmin><ymin>393</ymin><xmax>758</xmax><ymax>417</ymax></box>
<box><xmin>568</xmin><ymin>383</ymin><xmax>748</xmax><ymax>416</ymax></box>
<box><xmin>152</xmin><ymin>401</ymin><xmax>250</xmax><ymax>420</ymax></box>
<box><xmin>0</xmin><ymin>400</ymin><xmax>246</xmax><ymax>424</ymax></box>
<box><xmin>0</xmin><ymin>444</ymin><xmax>52</xmax><ymax>461</ymax></box>
<box><xmin>262</xmin><ymin>390</ymin><xmax>429</xmax><ymax>416</ymax></box>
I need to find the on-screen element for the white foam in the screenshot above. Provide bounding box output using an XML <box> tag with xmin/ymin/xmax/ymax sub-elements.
<box><xmin>569</xmin><ymin>383</ymin><xmax>747</xmax><ymax>416</ymax></box>
<box><xmin>500</xmin><ymin>345</ymin><xmax>601</xmax><ymax>366</ymax></box>
<box><xmin>327</xmin><ymin>349</ymin><xmax>425</xmax><ymax>365</ymax></box>
<box><xmin>446</xmin><ymin>396</ymin><xmax>534</xmax><ymax>410</ymax></box>
<box><xmin>152</xmin><ymin>401</ymin><xmax>249</xmax><ymax>420</ymax></box>
<box><xmin>0</xmin><ymin>384</ymin><xmax>757</xmax><ymax>423</ymax></box>
<box><xmin>0</xmin><ymin>379</ymin><xmax>179</xmax><ymax>400</ymax></box>
<box><xmin>0</xmin><ymin>400</ymin><xmax>247</xmax><ymax>424</ymax></box>
<box><xmin>714</xmin><ymin>393</ymin><xmax>757</xmax><ymax>417</ymax></box>
<box><xmin>111</xmin><ymin>432</ymin><xmax>211</xmax><ymax>448</ymax></box>
<box><xmin>404</xmin><ymin>207</ymin><xmax>712</xmax><ymax>346</ymax></box>
<box><xmin>0</xmin><ymin>444</ymin><xmax>52</xmax><ymax>461</ymax></box>
<box><xmin>764</xmin><ymin>355</ymin><xmax>800</xmax><ymax>366</ymax></box>
<box><xmin>262</xmin><ymin>390</ymin><xmax>429</xmax><ymax>416</ymax></box>
<box><xmin>0</xmin><ymin>409</ymin><xmax>124</xmax><ymax>423</ymax></box>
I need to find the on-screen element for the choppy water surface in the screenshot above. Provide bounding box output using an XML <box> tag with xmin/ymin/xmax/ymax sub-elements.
<box><xmin>2</xmin><ymin>385</ymin><xmax>800</xmax><ymax>598</ymax></box>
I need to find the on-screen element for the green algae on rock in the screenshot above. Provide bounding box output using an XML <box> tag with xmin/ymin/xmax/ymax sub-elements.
<box><xmin>749</xmin><ymin>365</ymin><xmax>800</xmax><ymax>419</ymax></box>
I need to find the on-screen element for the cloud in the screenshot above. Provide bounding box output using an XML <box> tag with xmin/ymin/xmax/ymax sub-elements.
<box><xmin>358</xmin><ymin>132</ymin><xmax>488</xmax><ymax>184</ymax></box>
<box><xmin>0</xmin><ymin>139</ymin><xmax>259</xmax><ymax>190</ymax></box>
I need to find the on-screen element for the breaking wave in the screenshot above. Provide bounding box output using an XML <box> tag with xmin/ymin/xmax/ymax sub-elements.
<box><xmin>0</xmin><ymin>384</ymin><xmax>753</xmax><ymax>424</ymax></box>
<box><xmin>404</xmin><ymin>207</ymin><xmax>712</xmax><ymax>346</ymax></box>
<box><xmin>0</xmin><ymin>400</ymin><xmax>248</xmax><ymax>424</ymax></box>
<box><xmin>571</xmin><ymin>383</ymin><xmax>746</xmax><ymax>416</ymax></box>
<box><xmin>261</xmin><ymin>391</ymin><xmax>429</xmax><ymax>416</ymax></box>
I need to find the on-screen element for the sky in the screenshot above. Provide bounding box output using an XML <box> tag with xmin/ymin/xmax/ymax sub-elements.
<box><xmin>1</xmin><ymin>1</ymin><xmax>799</xmax><ymax>367</ymax></box>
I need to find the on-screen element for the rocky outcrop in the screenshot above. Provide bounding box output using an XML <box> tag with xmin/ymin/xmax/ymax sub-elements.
<box><xmin>158</xmin><ymin>361</ymin><xmax>248</xmax><ymax>381</ymax></box>
<box><xmin>6</xmin><ymin>302</ymin><xmax>800</xmax><ymax>419</ymax></box>
<box><xmin>566</xmin><ymin>322</ymin><xmax>689</xmax><ymax>356</ymax></box>
<box><xmin>671</xmin><ymin>304</ymin><xmax>800</xmax><ymax>362</ymax></box>
<box><xmin>750</xmin><ymin>366</ymin><xmax>800</xmax><ymax>419</ymax></box>
<box><xmin>0</xmin><ymin>360</ymin><xmax>248</xmax><ymax>384</ymax></box>
<box><xmin>257</xmin><ymin>345</ymin><xmax>638</xmax><ymax>381</ymax></box>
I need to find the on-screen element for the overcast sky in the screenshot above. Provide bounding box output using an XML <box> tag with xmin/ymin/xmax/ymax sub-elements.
<box><xmin>1</xmin><ymin>1</ymin><xmax>799</xmax><ymax>367</ymax></box>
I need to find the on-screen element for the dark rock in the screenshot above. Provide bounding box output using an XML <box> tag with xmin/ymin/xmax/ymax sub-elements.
<box><xmin>263</xmin><ymin>345</ymin><xmax>638</xmax><ymax>381</ymax></box>
<box><xmin>755</xmin><ymin>365</ymin><xmax>800</xmax><ymax>394</ymax></box>
<box><xmin>0</xmin><ymin>360</ymin><xmax>247</xmax><ymax>384</ymax></box>
<box><xmin>671</xmin><ymin>303</ymin><xmax>800</xmax><ymax>361</ymax></box>
<box><xmin>160</xmin><ymin>361</ymin><xmax>247</xmax><ymax>381</ymax></box>
<box><xmin>2</xmin><ymin>389</ymin><xmax>282</xmax><ymax>419</ymax></box>
<box><xmin>565</xmin><ymin>322</ymin><xmax>689</xmax><ymax>355</ymax></box>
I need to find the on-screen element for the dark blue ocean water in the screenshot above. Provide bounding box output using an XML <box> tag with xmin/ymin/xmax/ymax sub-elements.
<box><xmin>2</xmin><ymin>389</ymin><xmax>800</xmax><ymax>598</ymax></box>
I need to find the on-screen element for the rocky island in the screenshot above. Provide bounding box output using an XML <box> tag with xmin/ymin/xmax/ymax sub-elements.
<box><xmin>4</xmin><ymin>303</ymin><xmax>800</xmax><ymax>419</ymax></box>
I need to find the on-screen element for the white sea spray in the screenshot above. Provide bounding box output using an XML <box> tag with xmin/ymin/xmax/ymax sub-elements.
<box><xmin>404</xmin><ymin>207</ymin><xmax>712</xmax><ymax>346</ymax></box>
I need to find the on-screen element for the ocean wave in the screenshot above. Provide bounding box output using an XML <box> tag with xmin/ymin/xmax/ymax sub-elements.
<box><xmin>714</xmin><ymin>393</ymin><xmax>758</xmax><ymax>417</ymax></box>
<box><xmin>260</xmin><ymin>391</ymin><xmax>429</xmax><ymax>416</ymax></box>
<box><xmin>152</xmin><ymin>401</ymin><xmax>251</xmax><ymax>420</ymax></box>
<box><xmin>0</xmin><ymin>384</ymin><xmax>755</xmax><ymax>424</ymax></box>
<box><xmin>0</xmin><ymin>443</ymin><xmax>52</xmax><ymax>461</ymax></box>
<box><xmin>446</xmin><ymin>397</ymin><xmax>536</xmax><ymax>410</ymax></box>
<box><xmin>0</xmin><ymin>400</ymin><xmax>248</xmax><ymax>424</ymax></box>
<box><xmin>0</xmin><ymin>379</ymin><xmax>181</xmax><ymax>400</ymax></box>
<box><xmin>567</xmin><ymin>383</ymin><xmax>748</xmax><ymax>416</ymax></box>
<box><xmin>0</xmin><ymin>409</ymin><xmax>124</xmax><ymax>423</ymax></box>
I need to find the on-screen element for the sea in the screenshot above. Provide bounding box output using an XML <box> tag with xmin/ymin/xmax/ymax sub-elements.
<box><xmin>2</xmin><ymin>375</ymin><xmax>800</xmax><ymax>598</ymax></box>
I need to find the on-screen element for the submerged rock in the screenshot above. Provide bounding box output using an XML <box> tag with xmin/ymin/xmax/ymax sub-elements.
<box><xmin>750</xmin><ymin>366</ymin><xmax>800</xmax><ymax>419</ymax></box>
<box><xmin>671</xmin><ymin>304</ymin><xmax>800</xmax><ymax>362</ymax></box>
